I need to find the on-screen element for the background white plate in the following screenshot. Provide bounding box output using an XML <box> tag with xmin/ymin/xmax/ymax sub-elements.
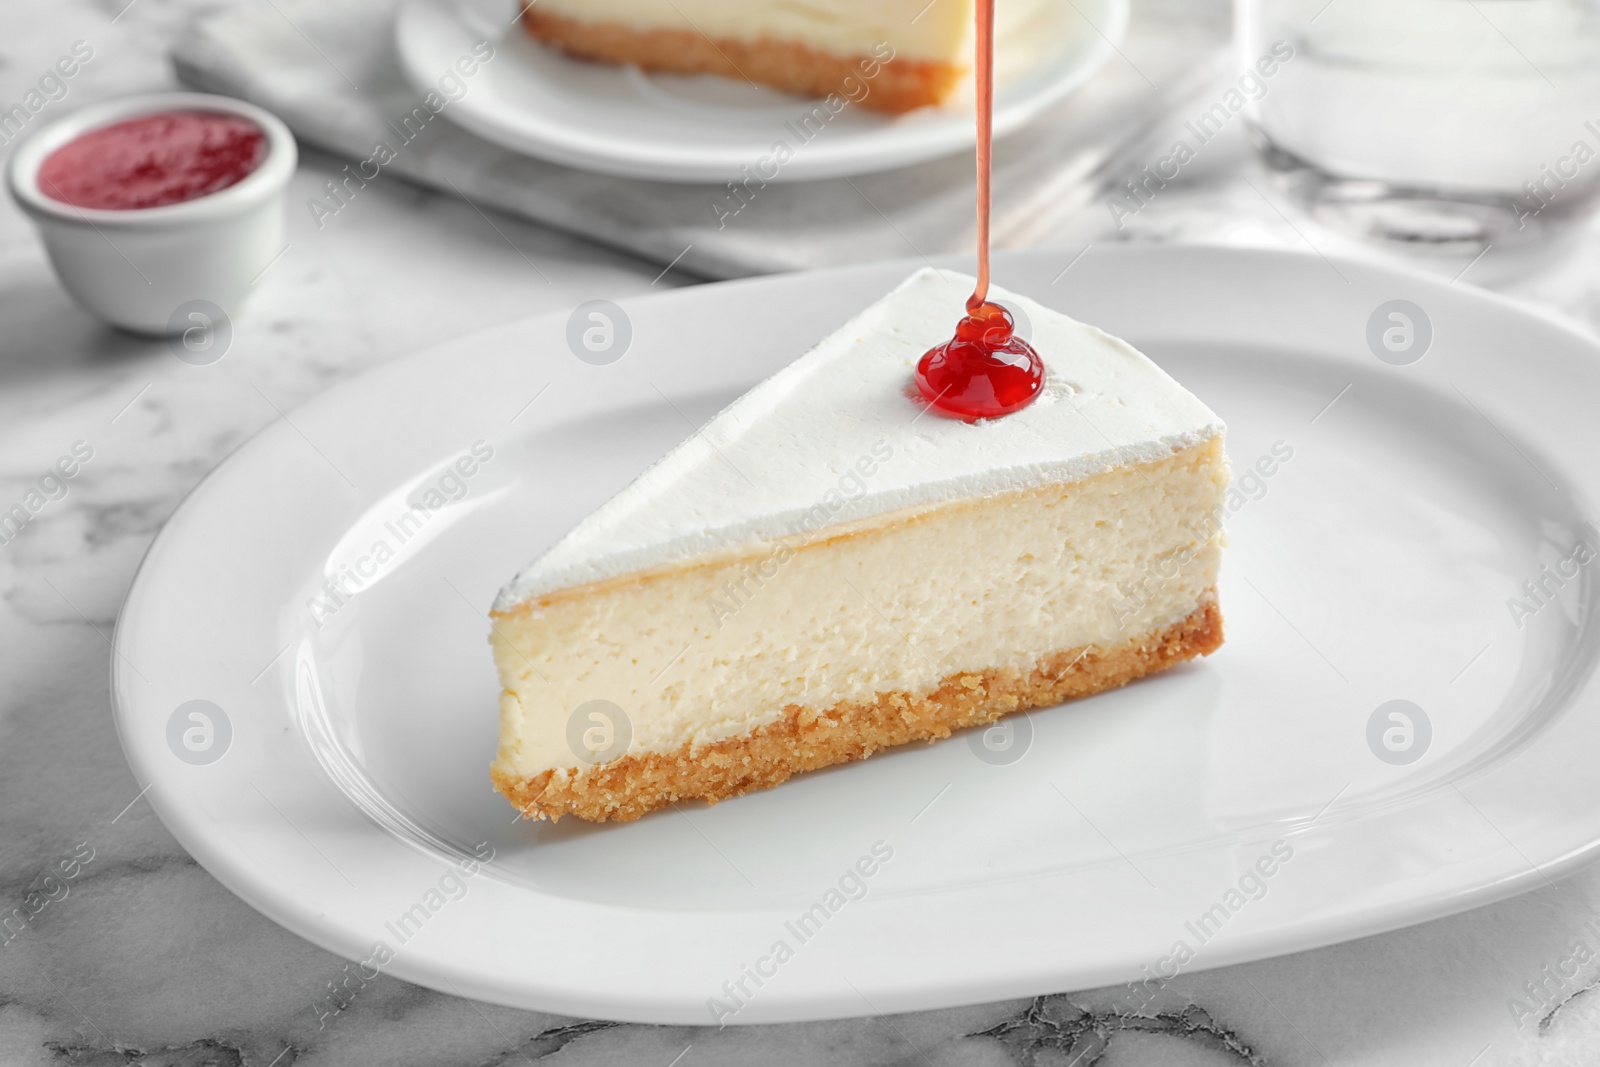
<box><xmin>393</xmin><ymin>0</ymin><xmax>1128</xmax><ymax>182</ymax></box>
<box><xmin>114</xmin><ymin>246</ymin><xmax>1600</xmax><ymax>1024</ymax></box>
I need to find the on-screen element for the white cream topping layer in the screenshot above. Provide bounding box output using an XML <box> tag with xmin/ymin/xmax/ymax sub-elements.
<box><xmin>495</xmin><ymin>268</ymin><xmax>1224</xmax><ymax>612</ymax></box>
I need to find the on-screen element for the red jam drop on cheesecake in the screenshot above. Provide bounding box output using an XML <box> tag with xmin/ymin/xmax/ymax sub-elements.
<box><xmin>914</xmin><ymin>0</ymin><xmax>1045</xmax><ymax>423</ymax></box>
<box><xmin>38</xmin><ymin>110</ymin><xmax>267</xmax><ymax>211</ymax></box>
<box><xmin>914</xmin><ymin>301</ymin><xmax>1044</xmax><ymax>420</ymax></box>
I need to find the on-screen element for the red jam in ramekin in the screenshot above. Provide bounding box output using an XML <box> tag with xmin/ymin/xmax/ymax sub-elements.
<box><xmin>37</xmin><ymin>110</ymin><xmax>267</xmax><ymax>211</ymax></box>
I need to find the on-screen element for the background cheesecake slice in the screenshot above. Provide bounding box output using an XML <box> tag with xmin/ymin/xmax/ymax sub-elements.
<box><xmin>491</xmin><ymin>269</ymin><xmax>1228</xmax><ymax>822</ymax></box>
<box><xmin>520</xmin><ymin>0</ymin><xmax>1056</xmax><ymax>113</ymax></box>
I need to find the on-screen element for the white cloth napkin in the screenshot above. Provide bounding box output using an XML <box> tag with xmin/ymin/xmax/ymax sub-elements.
<box><xmin>171</xmin><ymin>0</ymin><xmax>1226</xmax><ymax>279</ymax></box>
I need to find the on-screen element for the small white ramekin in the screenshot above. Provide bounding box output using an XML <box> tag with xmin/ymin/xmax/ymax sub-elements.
<box><xmin>6</xmin><ymin>92</ymin><xmax>297</xmax><ymax>335</ymax></box>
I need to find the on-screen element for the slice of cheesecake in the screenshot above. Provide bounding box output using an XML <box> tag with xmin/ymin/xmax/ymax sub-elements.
<box><xmin>521</xmin><ymin>0</ymin><xmax>1053</xmax><ymax>113</ymax></box>
<box><xmin>491</xmin><ymin>269</ymin><xmax>1228</xmax><ymax>822</ymax></box>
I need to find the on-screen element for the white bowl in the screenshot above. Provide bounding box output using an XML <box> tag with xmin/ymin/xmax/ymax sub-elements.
<box><xmin>6</xmin><ymin>92</ymin><xmax>296</xmax><ymax>335</ymax></box>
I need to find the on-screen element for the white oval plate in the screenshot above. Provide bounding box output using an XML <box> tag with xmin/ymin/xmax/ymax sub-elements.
<box><xmin>114</xmin><ymin>246</ymin><xmax>1600</xmax><ymax>1024</ymax></box>
<box><xmin>393</xmin><ymin>0</ymin><xmax>1128</xmax><ymax>182</ymax></box>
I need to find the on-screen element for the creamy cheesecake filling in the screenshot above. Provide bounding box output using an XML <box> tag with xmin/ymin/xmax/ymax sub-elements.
<box><xmin>491</xmin><ymin>437</ymin><xmax>1226</xmax><ymax>783</ymax></box>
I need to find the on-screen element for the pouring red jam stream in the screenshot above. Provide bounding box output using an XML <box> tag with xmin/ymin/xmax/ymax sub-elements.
<box><xmin>914</xmin><ymin>0</ymin><xmax>1045</xmax><ymax>421</ymax></box>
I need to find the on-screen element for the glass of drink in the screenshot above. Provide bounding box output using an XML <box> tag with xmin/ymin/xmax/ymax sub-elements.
<box><xmin>1237</xmin><ymin>0</ymin><xmax>1600</xmax><ymax>249</ymax></box>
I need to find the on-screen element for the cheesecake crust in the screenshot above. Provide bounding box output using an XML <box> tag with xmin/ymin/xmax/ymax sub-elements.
<box><xmin>494</xmin><ymin>598</ymin><xmax>1223</xmax><ymax>823</ymax></box>
<box><xmin>521</xmin><ymin>9</ymin><xmax>961</xmax><ymax>114</ymax></box>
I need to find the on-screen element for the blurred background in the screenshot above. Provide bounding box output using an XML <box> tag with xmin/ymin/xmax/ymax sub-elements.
<box><xmin>8</xmin><ymin>0</ymin><xmax>1600</xmax><ymax>344</ymax></box>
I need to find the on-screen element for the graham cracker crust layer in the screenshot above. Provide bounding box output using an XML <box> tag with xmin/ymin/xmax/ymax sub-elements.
<box><xmin>521</xmin><ymin>10</ymin><xmax>959</xmax><ymax>114</ymax></box>
<box><xmin>494</xmin><ymin>599</ymin><xmax>1223</xmax><ymax>823</ymax></box>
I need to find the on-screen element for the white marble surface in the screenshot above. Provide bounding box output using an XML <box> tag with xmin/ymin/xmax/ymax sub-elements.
<box><xmin>8</xmin><ymin>1</ymin><xmax>1600</xmax><ymax>1064</ymax></box>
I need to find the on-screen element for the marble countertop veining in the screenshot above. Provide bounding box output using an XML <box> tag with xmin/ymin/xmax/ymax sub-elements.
<box><xmin>7</xmin><ymin>1</ymin><xmax>1600</xmax><ymax>1065</ymax></box>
